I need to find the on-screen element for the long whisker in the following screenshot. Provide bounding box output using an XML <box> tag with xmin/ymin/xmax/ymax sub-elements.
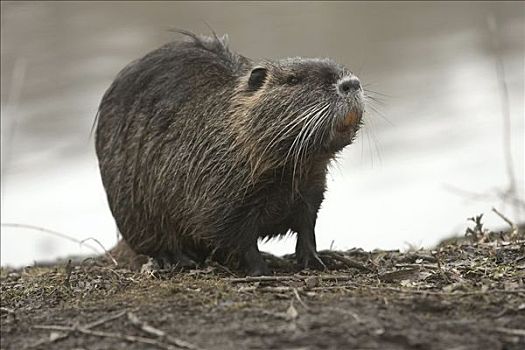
<box><xmin>300</xmin><ymin>103</ymin><xmax>332</xmax><ymax>165</ymax></box>
<box><xmin>366</xmin><ymin>115</ymin><xmax>384</xmax><ymax>166</ymax></box>
<box><xmin>286</xmin><ymin>105</ymin><xmax>327</xmax><ymax>175</ymax></box>
<box><xmin>363</xmin><ymin>94</ymin><xmax>393</xmax><ymax>127</ymax></box>
<box><xmin>364</xmin><ymin>123</ymin><xmax>374</xmax><ymax>168</ymax></box>
<box><xmin>295</xmin><ymin>105</ymin><xmax>332</xmax><ymax>179</ymax></box>
<box><xmin>312</xmin><ymin>103</ymin><xmax>333</xmax><ymax>146</ymax></box>
<box><xmin>290</xmin><ymin>103</ymin><xmax>331</xmax><ymax>188</ymax></box>
<box><xmin>248</xmin><ymin>101</ymin><xmax>323</xmax><ymax>178</ymax></box>
<box><xmin>261</xmin><ymin>102</ymin><xmax>321</xmax><ymax>156</ymax></box>
<box><xmin>284</xmin><ymin>102</ymin><xmax>330</xmax><ymax>168</ymax></box>
<box><xmin>362</xmin><ymin>84</ymin><xmax>391</xmax><ymax>98</ymax></box>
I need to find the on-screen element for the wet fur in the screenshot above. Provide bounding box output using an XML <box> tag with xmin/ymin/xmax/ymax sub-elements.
<box><xmin>95</xmin><ymin>32</ymin><xmax>362</xmax><ymax>274</ymax></box>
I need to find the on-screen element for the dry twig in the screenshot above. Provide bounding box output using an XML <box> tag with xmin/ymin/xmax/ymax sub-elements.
<box><xmin>29</xmin><ymin>310</ymin><xmax>127</xmax><ymax>348</ymax></box>
<box><xmin>80</xmin><ymin>237</ymin><xmax>118</xmax><ymax>266</ymax></box>
<box><xmin>492</xmin><ymin>207</ymin><xmax>519</xmax><ymax>237</ymax></box>
<box><xmin>293</xmin><ymin>288</ymin><xmax>310</xmax><ymax>310</ymax></box>
<box><xmin>1</xmin><ymin>223</ymin><xmax>101</xmax><ymax>255</ymax></box>
<box><xmin>127</xmin><ymin>312</ymin><xmax>201</xmax><ymax>350</ymax></box>
<box><xmin>494</xmin><ymin>327</ymin><xmax>525</xmax><ymax>337</ymax></box>
<box><xmin>32</xmin><ymin>325</ymin><xmax>183</xmax><ymax>350</ymax></box>
<box><xmin>229</xmin><ymin>274</ymin><xmax>355</xmax><ymax>284</ymax></box>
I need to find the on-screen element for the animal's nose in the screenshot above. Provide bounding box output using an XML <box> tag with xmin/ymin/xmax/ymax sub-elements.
<box><xmin>337</xmin><ymin>77</ymin><xmax>361</xmax><ymax>96</ymax></box>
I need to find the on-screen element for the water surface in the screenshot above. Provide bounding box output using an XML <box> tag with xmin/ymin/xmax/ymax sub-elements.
<box><xmin>1</xmin><ymin>1</ymin><xmax>523</xmax><ymax>266</ymax></box>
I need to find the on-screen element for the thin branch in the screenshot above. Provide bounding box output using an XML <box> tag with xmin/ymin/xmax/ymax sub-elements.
<box><xmin>80</xmin><ymin>237</ymin><xmax>118</xmax><ymax>266</ymax></box>
<box><xmin>494</xmin><ymin>327</ymin><xmax>525</xmax><ymax>337</ymax></box>
<box><xmin>1</xmin><ymin>223</ymin><xmax>101</xmax><ymax>255</ymax></box>
<box><xmin>127</xmin><ymin>312</ymin><xmax>201</xmax><ymax>350</ymax></box>
<box><xmin>320</xmin><ymin>285</ymin><xmax>525</xmax><ymax>297</ymax></box>
<box><xmin>32</xmin><ymin>325</ymin><xmax>181</xmax><ymax>350</ymax></box>
<box><xmin>228</xmin><ymin>274</ymin><xmax>355</xmax><ymax>284</ymax></box>
<box><xmin>394</xmin><ymin>263</ymin><xmax>439</xmax><ymax>270</ymax></box>
<box><xmin>488</xmin><ymin>16</ymin><xmax>516</xmax><ymax>192</ymax></box>
<box><xmin>443</xmin><ymin>185</ymin><xmax>525</xmax><ymax>209</ymax></box>
<box><xmin>1</xmin><ymin>57</ymin><xmax>27</xmax><ymax>197</ymax></box>
<box><xmin>492</xmin><ymin>207</ymin><xmax>519</xmax><ymax>236</ymax></box>
<box><xmin>322</xmin><ymin>252</ymin><xmax>373</xmax><ymax>272</ymax></box>
<box><xmin>229</xmin><ymin>275</ymin><xmax>298</xmax><ymax>283</ymax></box>
<box><xmin>238</xmin><ymin>286</ymin><xmax>293</xmax><ymax>293</ymax></box>
<box><xmin>293</xmin><ymin>288</ymin><xmax>310</xmax><ymax>310</ymax></box>
<box><xmin>29</xmin><ymin>310</ymin><xmax>127</xmax><ymax>348</ymax></box>
<box><xmin>487</xmin><ymin>14</ymin><xmax>522</xmax><ymax>221</ymax></box>
<box><xmin>83</xmin><ymin>310</ymin><xmax>127</xmax><ymax>329</ymax></box>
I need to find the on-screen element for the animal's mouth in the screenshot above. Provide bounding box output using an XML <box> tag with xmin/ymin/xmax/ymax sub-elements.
<box><xmin>336</xmin><ymin>109</ymin><xmax>362</xmax><ymax>133</ymax></box>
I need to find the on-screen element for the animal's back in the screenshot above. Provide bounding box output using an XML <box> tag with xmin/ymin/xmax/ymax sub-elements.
<box><xmin>95</xmin><ymin>36</ymin><xmax>248</xmax><ymax>257</ymax></box>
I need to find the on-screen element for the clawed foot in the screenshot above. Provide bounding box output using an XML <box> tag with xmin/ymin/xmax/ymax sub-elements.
<box><xmin>247</xmin><ymin>262</ymin><xmax>270</xmax><ymax>276</ymax></box>
<box><xmin>243</xmin><ymin>246</ymin><xmax>270</xmax><ymax>276</ymax></box>
<box><xmin>155</xmin><ymin>251</ymin><xmax>198</xmax><ymax>270</ymax></box>
<box><xmin>297</xmin><ymin>250</ymin><xmax>327</xmax><ymax>271</ymax></box>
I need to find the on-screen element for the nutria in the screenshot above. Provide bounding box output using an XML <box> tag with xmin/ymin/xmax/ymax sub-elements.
<box><xmin>95</xmin><ymin>31</ymin><xmax>364</xmax><ymax>275</ymax></box>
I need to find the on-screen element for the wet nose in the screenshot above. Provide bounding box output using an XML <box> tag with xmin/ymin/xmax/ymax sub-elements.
<box><xmin>337</xmin><ymin>77</ymin><xmax>361</xmax><ymax>96</ymax></box>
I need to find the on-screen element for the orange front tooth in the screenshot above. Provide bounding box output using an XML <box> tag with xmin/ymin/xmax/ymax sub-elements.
<box><xmin>344</xmin><ymin>111</ymin><xmax>358</xmax><ymax>126</ymax></box>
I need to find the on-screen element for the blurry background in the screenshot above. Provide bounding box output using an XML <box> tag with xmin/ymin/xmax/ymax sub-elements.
<box><xmin>1</xmin><ymin>1</ymin><xmax>524</xmax><ymax>267</ymax></box>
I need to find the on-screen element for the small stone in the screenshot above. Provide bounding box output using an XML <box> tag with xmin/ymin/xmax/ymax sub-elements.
<box><xmin>305</xmin><ymin>276</ymin><xmax>319</xmax><ymax>289</ymax></box>
<box><xmin>373</xmin><ymin>328</ymin><xmax>385</xmax><ymax>336</ymax></box>
<box><xmin>49</xmin><ymin>332</ymin><xmax>65</xmax><ymax>341</ymax></box>
<box><xmin>8</xmin><ymin>273</ymin><xmax>20</xmax><ymax>280</ymax></box>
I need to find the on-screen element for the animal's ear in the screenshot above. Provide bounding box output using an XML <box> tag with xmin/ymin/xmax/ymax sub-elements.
<box><xmin>248</xmin><ymin>67</ymin><xmax>267</xmax><ymax>91</ymax></box>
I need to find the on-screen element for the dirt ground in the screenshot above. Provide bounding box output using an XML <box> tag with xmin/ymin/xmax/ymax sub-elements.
<box><xmin>1</xmin><ymin>219</ymin><xmax>524</xmax><ymax>350</ymax></box>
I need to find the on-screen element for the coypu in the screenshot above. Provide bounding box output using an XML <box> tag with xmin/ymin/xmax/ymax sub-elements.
<box><xmin>95</xmin><ymin>31</ymin><xmax>364</xmax><ymax>275</ymax></box>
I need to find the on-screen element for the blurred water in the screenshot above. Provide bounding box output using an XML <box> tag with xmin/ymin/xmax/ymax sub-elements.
<box><xmin>1</xmin><ymin>1</ymin><xmax>524</xmax><ymax>266</ymax></box>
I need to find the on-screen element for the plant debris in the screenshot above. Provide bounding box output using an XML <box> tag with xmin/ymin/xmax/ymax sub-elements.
<box><xmin>1</xmin><ymin>219</ymin><xmax>524</xmax><ymax>350</ymax></box>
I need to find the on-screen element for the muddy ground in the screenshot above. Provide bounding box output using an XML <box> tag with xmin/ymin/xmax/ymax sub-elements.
<box><xmin>1</xmin><ymin>218</ymin><xmax>524</xmax><ymax>350</ymax></box>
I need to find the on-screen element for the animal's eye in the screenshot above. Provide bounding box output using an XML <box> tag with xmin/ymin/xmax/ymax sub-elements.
<box><xmin>248</xmin><ymin>67</ymin><xmax>268</xmax><ymax>91</ymax></box>
<box><xmin>287</xmin><ymin>75</ymin><xmax>300</xmax><ymax>85</ymax></box>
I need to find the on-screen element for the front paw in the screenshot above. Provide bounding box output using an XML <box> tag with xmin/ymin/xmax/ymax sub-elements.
<box><xmin>155</xmin><ymin>251</ymin><xmax>198</xmax><ymax>270</ymax></box>
<box><xmin>247</xmin><ymin>261</ymin><xmax>270</xmax><ymax>276</ymax></box>
<box><xmin>243</xmin><ymin>246</ymin><xmax>271</xmax><ymax>276</ymax></box>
